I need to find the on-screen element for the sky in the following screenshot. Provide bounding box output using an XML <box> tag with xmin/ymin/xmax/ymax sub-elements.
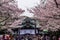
<box><xmin>16</xmin><ymin>0</ymin><xmax>46</xmax><ymax>17</ymax></box>
<box><xmin>16</xmin><ymin>0</ymin><xmax>40</xmax><ymax>10</ymax></box>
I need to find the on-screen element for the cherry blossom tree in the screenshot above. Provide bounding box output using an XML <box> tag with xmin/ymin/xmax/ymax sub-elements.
<box><xmin>28</xmin><ymin>0</ymin><xmax>60</xmax><ymax>31</ymax></box>
<box><xmin>0</xmin><ymin>0</ymin><xmax>24</xmax><ymax>33</ymax></box>
<box><xmin>0</xmin><ymin>0</ymin><xmax>60</xmax><ymax>32</ymax></box>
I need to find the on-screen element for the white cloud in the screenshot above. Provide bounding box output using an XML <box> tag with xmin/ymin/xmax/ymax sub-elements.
<box><xmin>16</xmin><ymin>0</ymin><xmax>40</xmax><ymax>10</ymax></box>
<box><xmin>16</xmin><ymin>0</ymin><xmax>47</xmax><ymax>18</ymax></box>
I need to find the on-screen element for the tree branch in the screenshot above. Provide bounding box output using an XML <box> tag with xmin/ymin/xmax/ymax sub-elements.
<box><xmin>54</xmin><ymin>0</ymin><xmax>59</xmax><ymax>8</ymax></box>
